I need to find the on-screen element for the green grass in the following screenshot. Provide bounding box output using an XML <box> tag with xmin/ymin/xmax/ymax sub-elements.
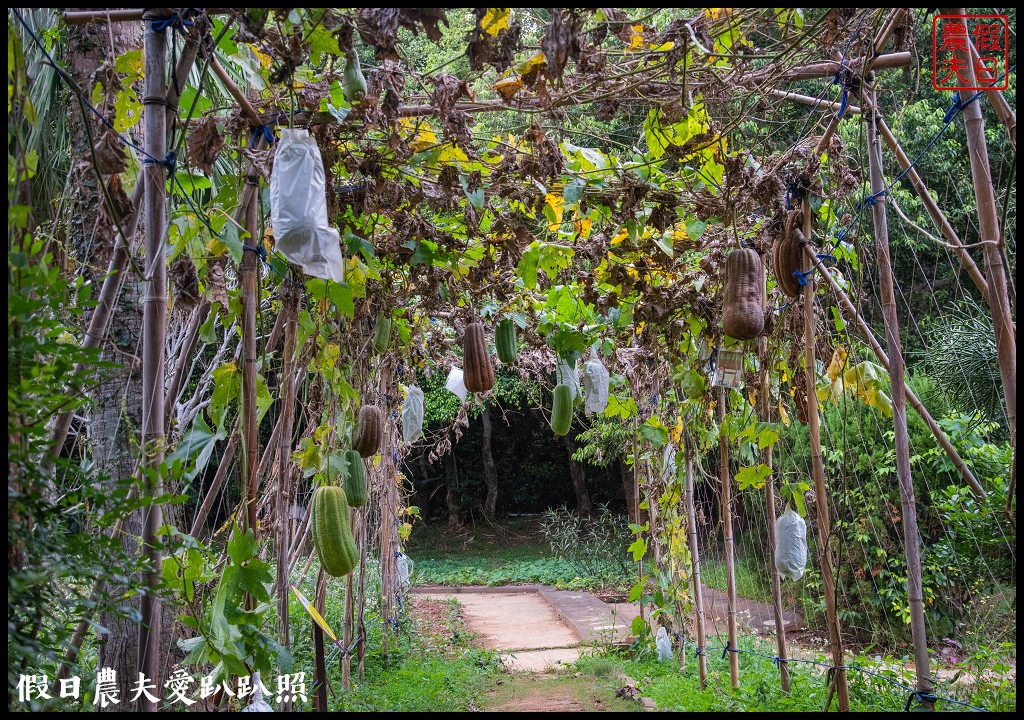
<box><xmin>408</xmin><ymin>518</ymin><xmax>631</xmax><ymax>591</ymax></box>
<box><xmin>700</xmin><ymin>550</ymin><xmax>775</xmax><ymax>605</ymax></box>
<box><xmin>571</xmin><ymin>637</ymin><xmax>1017</xmax><ymax>713</ymax></box>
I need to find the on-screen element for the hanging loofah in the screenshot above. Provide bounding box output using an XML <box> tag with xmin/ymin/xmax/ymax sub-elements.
<box><xmin>352</xmin><ymin>405</ymin><xmax>384</xmax><ymax>457</ymax></box>
<box><xmin>372</xmin><ymin>312</ymin><xmax>392</xmax><ymax>355</ymax></box>
<box><xmin>496</xmin><ymin>319</ymin><xmax>518</xmax><ymax>364</ymax></box>
<box><xmin>722</xmin><ymin>247</ymin><xmax>765</xmax><ymax>340</ymax></box>
<box><xmin>463</xmin><ymin>322</ymin><xmax>495</xmax><ymax>393</ymax></box>
<box><xmin>773</xmin><ymin>209</ymin><xmax>805</xmax><ymax>298</ymax></box>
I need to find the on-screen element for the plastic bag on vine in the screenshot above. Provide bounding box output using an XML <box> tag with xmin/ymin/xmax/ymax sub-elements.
<box><xmin>581</xmin><ymin>350</ymin><xmax>609</xmax><ymax>416</ymax></box>
<box><xmin>402</xmin><ymin>384</ymin><xmax>425</xmax><ymax>444</ymax></box>
<box><xmin>774</xmin><ymin>508</ymin><xmax>807</xmax><ymax>581</ymax></box>
<box><xmin>269</xmin><ymin>128</ymin><xmax>344</xmax><ymax>282</ymax></box>
<box><xmin>240</xmin><ymin>671</ymin><xmax>274</xmax><ymax>712</ymax></box>
<box><xmin>444</xmin><ymin>366</ymin><xmax>468</xmax><ymax>402</ymax></box>
<box><xmin>396</xmin><ymin>549</ymin><xmax>413</xmax><ymax>592</ymax></box>
<box><xmin>655</xmin><ymin>627</ymin><xmax>673</xmax><ymax>662</ymax></box>
<box><xmin>556</xmin><ymin>355</ymin><xmax>581</xmax><ymax>402</ymax></box>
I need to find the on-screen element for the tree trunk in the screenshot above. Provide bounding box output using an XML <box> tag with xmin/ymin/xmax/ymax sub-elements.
<box><xmin>564</xmin><ymin>434</ymin><xmax>591</xmax><ymax>517</ymax></box>
<box><xmin>445</xmin><ymin>452</ymin><xmax>461</xmax><ymax>528</ymax></box>
<box><xmin>65</xmin><ymin>15</ymin><xmax>147</xmax><ymax>708</ymax></box>
<box><xmin>480</xmin><ymin>407</ymin><xmax>499</xmax><ymax>520</ymax></box>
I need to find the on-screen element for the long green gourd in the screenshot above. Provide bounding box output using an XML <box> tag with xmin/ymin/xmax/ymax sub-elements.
<box><xmin>343</xmin><ymin>450</ymin><xmax>368</xmax><ymax>508</ymax></box>
<box><xmin>343</xmin><ymin>51</ymin><xmax>367</xmax><ymax>102</ymax></box>
<box><xmin>312</xmin><ymin>486</ymin><xmax>358</xmax><ymax>577</ymax></box>
<box><xmin>496</xmin><ymin>319</ymin><xmax>518</xmax><ymax>364</ymax></box>
<box><xmin>373</xmin><ymin>313</ymin><xmax>392</xmax><ymax>355</ymax></box>
<box><xmin>550</xmin><ymin>383</ymin><xmax>573</xmax><ymax>436</ymax></box>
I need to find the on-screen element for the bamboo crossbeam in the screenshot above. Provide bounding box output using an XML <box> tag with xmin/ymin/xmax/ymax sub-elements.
<box><xmin>970</xmin><ymin>41</ymin><xmax>1017</xmax><ymax>149</ymax></box>
<box><xmin>765</xmin><ymin>87</ymin><xmax>862</xmax><ymax>115</ymax></box>
<box><xmin>783</xmin><ymin>52</ymin><xmax>911</xmax><ymax>81</ymax></box>
<box><xmin>873</xmin><ymin>8</ymin><xmax>907</xmax><ymax>56</ymax></box>
<box><xmin>63</xmin><ymin>8</ymin><xmax>234</xmax><ymax>24</ymax></box>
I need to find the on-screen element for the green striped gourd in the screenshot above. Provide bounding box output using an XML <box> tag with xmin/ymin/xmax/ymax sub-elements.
<box><xmin>550</xmin><ymin>383</ymin><xmax>573</xmax><ymax>436</ymax></box>
<box><xmin>722</xmin><ymin>247</ymin><xmax>765</xmax><ymax>340</ymax></box>
<box><xmin>496</xmin><ymin>319</ymin><xmax>518</xmax><ymax>364</ymax></box>
<box><xmin>343</xmin><ymin>450</ymin><xmax>368</xmax><ymax>508</ymax></box>
<box><xmin>312</xmin><ymin>486</ymin><xmax>358</xmax><ymax>577</ymax></box>
<box><xmin>353</xmin><ymin>405</ymin><xmax>384</xmax><ymax>457</ymax></box>
<box><xmin>343</xmin><ymin>52</ymin><xmax>367</xmax><ymax>101</ymax></box>
<box><xmin>463</xmin><ymin>322</ymin><xmax>495</xmax><ymax>393</ymax></box>
<box><xmin>373</xmin><ymin>313</ymin><xmax>392</xmax><ymax>355</ymax></box>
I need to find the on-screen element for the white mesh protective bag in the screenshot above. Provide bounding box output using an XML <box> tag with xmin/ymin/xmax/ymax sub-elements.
<box><xmin>444</xmin><ymin>366</ymin><xmax>468</xmax><ymax>402</ymax></box>
<box><xmin>774</xmin><ymin>508</ymin><xmax>808</xmax><ymax>581</ymax></box>
<box><xmin>655</xmin><ymin>626</ymin><xmax>673</xmax><ymax>662</ymax></box>
<box><xmin>581</xmin><ymin>351</ymin><xmax>609</xmax><ymax>416</ymax></box>
<box><xmin>269</xmin><ymin>128</ymin><xmax>344</xmax><ymax>282</ymax></box>
<box><xmin>555</xmin><ymin>355</ymin><xmax>581</xmax><ymax>402</ymax></box>
<box><xmin>401</xmin><ymin>385</ymin><xmax>425</xmax><ymax>444</ymax></box>
<box><xmin>240</xmin><ymin>671</ymin><xmax>274</xmax><ymax>712</ymax></box>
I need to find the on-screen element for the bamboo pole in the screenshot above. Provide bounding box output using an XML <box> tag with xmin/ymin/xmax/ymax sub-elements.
<box><xmin>189</xmin><ymin>435</ymin><xmax>237</xmax><ymax>537</ymax></box>
<box><xmin>275</xmin><ymin>282</ymin><xmax>300</xmax><ymax>711</ymax></box>
<box><xmin>765</xmin><ymin>88</ymin><xmax>862</xmax><ymax>116</ymax></box>
<box><xmin>47</xmin><ymin>30</ymin><xmax>202</xmax><ymax>465</ymax></box>
<box><xmin>948</xmin><ymin>14</ymin><xmax>1018</xmax><ymax>511</ymax></box>
<box><xmin>783</xmin><ymin>52</ymin><xmax>911</xmax><ymax>81</ymax></box>
<box><xmin>683</xmin><ymin>432</ymin><xmax>708</xmax><ymax>688</ymax></box>
<box><xmin>872</xmin><ymin>8</ymin><xmax>906</xmax><ymax>55</ymax></box>
<box><xmin>875</xmin><ymin>117</ymin><xmax>990</xmax><ymax>302</ymax></box>
<box><xmin>758</xmin><ymin>336</ymin><xmax>791</xmax><ymax>693</ymax></box>
<box><xmin>313</xmin><ymin>569</ymin><xmax>328</xmax><ymax>712</ymax></box>
<box><xmin>801</xmin><ymin>197</ymin><xmax>850</xmax><ymax>711</ymax></box>
<box><xmin>355</xmin><ymin>504</ymin><xmax>369</xmax><ymax>681</ymax></box>
<box><xmin>716</xmin><ymin>387</ymin><xmax>740</xmax><ymax>688</ymax></box>
<box><xmin>342</xmin><ymin>525</ymin><xmax>356</xmax><ymax>690</ymax></box>
<box><xmin>865</xmin><ymin>88</ymin><xmax>934</xmax><ymax>707</ymax></box>
<box><xmin>969</xmin><ymin>41</ymin><xmax>1017</xmax><ymax>149</ymax></box>
<box><xmin>136</xmin><ymin>13</ymin><xmax>169</xmax><ymax>710</ymax></box>
<box><xmin>240</xmin><ymin>186</ymin><xmax>260</xmax><ymax>535</ymax></box>
<box><xmin>63</xmin><ymin>8</ymin><xmax>235</xmax><ymax>24</ymax></box>
<box><xmin>803</xmin><ymin>248</ymin><xmax>986</xmax><ymax>498</ymax></box>
<box><xmin>209</xmin><ymin>57</ymin><xmax>265</xmax><ymax>126</ymax></box>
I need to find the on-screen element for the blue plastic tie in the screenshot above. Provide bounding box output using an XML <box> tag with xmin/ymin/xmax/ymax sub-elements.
<box><xmin>151</xmin><ymin>13</ymin><xmax>195</xmax><ymax>33</ymax></box>
<box><xmin>242</xmin><ymin>243</ymin><xmax>267</xmax><ymax>261</ymax></box>
<box><xmin>143</xmin><ymin>151</ymin><xmax>176</xmax><ymax>175</ymax></box>
<box><xmin>904</xmin><ymin>691</ymin><xmax>939</xmax><ymax>712</ymax></box>
<box><xmin>251</xmin><ymin>124</ymin><xmax>276</xmax><ymax>148</ymax></box>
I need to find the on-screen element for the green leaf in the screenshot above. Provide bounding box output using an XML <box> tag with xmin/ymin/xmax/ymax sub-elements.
<box><xmin>308</xmin><ymin>25</ymin><xmax>342</xmax><ymax>65</ymax></box>
<box><xmin>563</xmin><ymin>178</ymin><xmax>585</xmax><ymax>206</ymax></box>
<box><xmin>221</xmin><ymin>223</ymin><xmax>244</xmax><ymax>265</ymax></box>
<box><xmin>327</xmin><ymin>281</ymin><xmax>355</xmax><ymax>318</ymax></box>
<box><xmin>630</xmin><ymin>615</ymin><xmax>647</xmax><ymax>637</ymax></box>
<box><xmin>735</xmin><ymin>463</ymin><xmax>771</xmax><ymax>490</ymax></box>
<box><xmin>627</xmin><ymin>536</ymin><xmax>647</xmax><ymax>562</ymax></box>
<box><xmin>227</xmin><ymin>526</ymin><xmax>259</xmax><ymax>566</ymax></box>
<box><xmin>684</xmin><ymin>218</ymin><xmax>707</xmax><ymax>242</ymax></box>
<box><xmin>639</xmin><ymin>421</ymin><xmax>668</xmax><ymax>448</ymax></box>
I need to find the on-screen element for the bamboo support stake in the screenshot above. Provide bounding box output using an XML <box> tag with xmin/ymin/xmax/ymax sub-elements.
<box><xmin>136</xmin><ymin>14</ymin><xmax>169</xmax><ymax>710</ymax></box>
<box><xmin>866</xmin><ymin>89</ymin><xmax>934</xmax><ymax>707</ymax></box>
<box><xmin>876</xmin><ymin>117</ymin><xmax>990</xmax><ymax>302</ymax></box>
<box><xmin>356</xmin><ymin>503</ymin><xmax>369</xmax><ymax>681</ymax></box>
<box><xmin>47</xmin><ymin>30</ymin><xmax>202</xmax><ymax>465</ymax></box>
<box><xmin>240</xmin><ymin>188</ymin><xmax>260</xmax><ymax>534</ymax></box>
<box><xmin>803</xmin><ymin>249</ymin><xmax>986</xmax><ymax>498</ymax></box>
<box><xmin>801</xmin><ymin>198</ymin><xmax>850</xmax><ymax>711</ymax></box>
<box><xmin>758</xmin><ymin>336</ymin><xmax>791</xmax><ymax>693</ymax></box>
<box><xmin>683</xmin><ymin>432</ymin><xmax>708</xmax><ymax>688</ymax></box>
<box><xmin>948</xmin><ymin>15</ymin><xmax>1018</xmax><ymax>510</ymax></box>
<box><xmin>313</xmin><ymin>570</ymin><xmax>328</xmax><ymax>712</ymax></box>
<box><xmin>275</xmin><ymin>282</ymin><xmax>300</xmax><ymax>712</ymax></box>
<box><xmin>717</xmin><ymin>387</ymin><xmax>740</xmax><ymax>688</ymax></box>
<box><xmin>872</xmin><ymin>8</ymin><xmax>906</xmax><ymax>55</ymax></box>
<box><xmin>342</xmin><ymin>511</ymin><xmax>356</xmax><ymax>690</ymax></box>
<box><xmin>210</xmin><ymin>57</ymin><xmax>265</xmax><ymax>126</ymax></box>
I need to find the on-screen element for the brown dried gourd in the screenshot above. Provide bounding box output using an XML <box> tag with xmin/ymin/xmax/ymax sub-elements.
<box><xmin>722</xmin><ymin>247</ymin><xmax>765</xmax><ymax>340</ymax></box>
<box><xmin>773</xmin><ymin>209</ymin><xmax>805</xmax><ymax>298</ymax></box>
<box><xmin>352</xmin><ymin>405</ymin><xmax>384</xmax><ymax>457</ymax></box>
<box><xmin>463</xmin><ymin>322</ymin><xmax>495</xmax><ymax>393</ymax></box>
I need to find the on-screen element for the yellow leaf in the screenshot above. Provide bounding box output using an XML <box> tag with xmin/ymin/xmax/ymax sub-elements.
<box><xmin>491</xmin><ymin>76</ymin><xmax>523</xmax><ymax>101</ymax></box>
<box><xmin>544</xmin><ymin>192</ymin><xmax>564</xmax><ymax>230</ymax></box>
<box><xmin>250</xmin><ymin>45</ymin><xmax>274</xmax><ymax>70</ymax></box>
<box><xmin>610</xmin><ymin>227</ymin><xmax>628</xmax><ymax>245</ymax></box>
<box><xmin>437</xmin><ymin>143</ymin><xmax>469</xmax><ymax>164</ymax></box>
<box><xmin>206</xmin><ymin>237</ymin><xmax>228</xmax><ymax>257</ymax></box>
<box><xmin>410</xmin><ymin>124</ymin><xmax>438</xmax><ymax>152</ymax></box>
<box><xmin>635</xmin><ymin>321</ymin><xmax>646</xmax><ymax>335</ymax></box>
<box><xmin>778</xmin><ymin>400</ymin><xmax>791</xmax><ymax>427</ymax></box>
<box><xmin>573</xmin><ymin>217</ymin><xmax>592</xmax><ymax>238</ymax></box>
<box><xmin>826</xmin><ymin>346</ymin><xmax>848</xmax><ymax>382</ymax></box>
<box><xmin>481</xmin><ymin>8</ymin><xmax>511</xmax><ymax>36</ymax></box>
<box><xmin>514</xmin><ymin>51</ymin><xmax>546</xmax><ymax>75</ymax></box>
<box><xmin>628</xmin><ymin>24</ymin><xmax>645</xmax><ymax>49</ymax></box>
